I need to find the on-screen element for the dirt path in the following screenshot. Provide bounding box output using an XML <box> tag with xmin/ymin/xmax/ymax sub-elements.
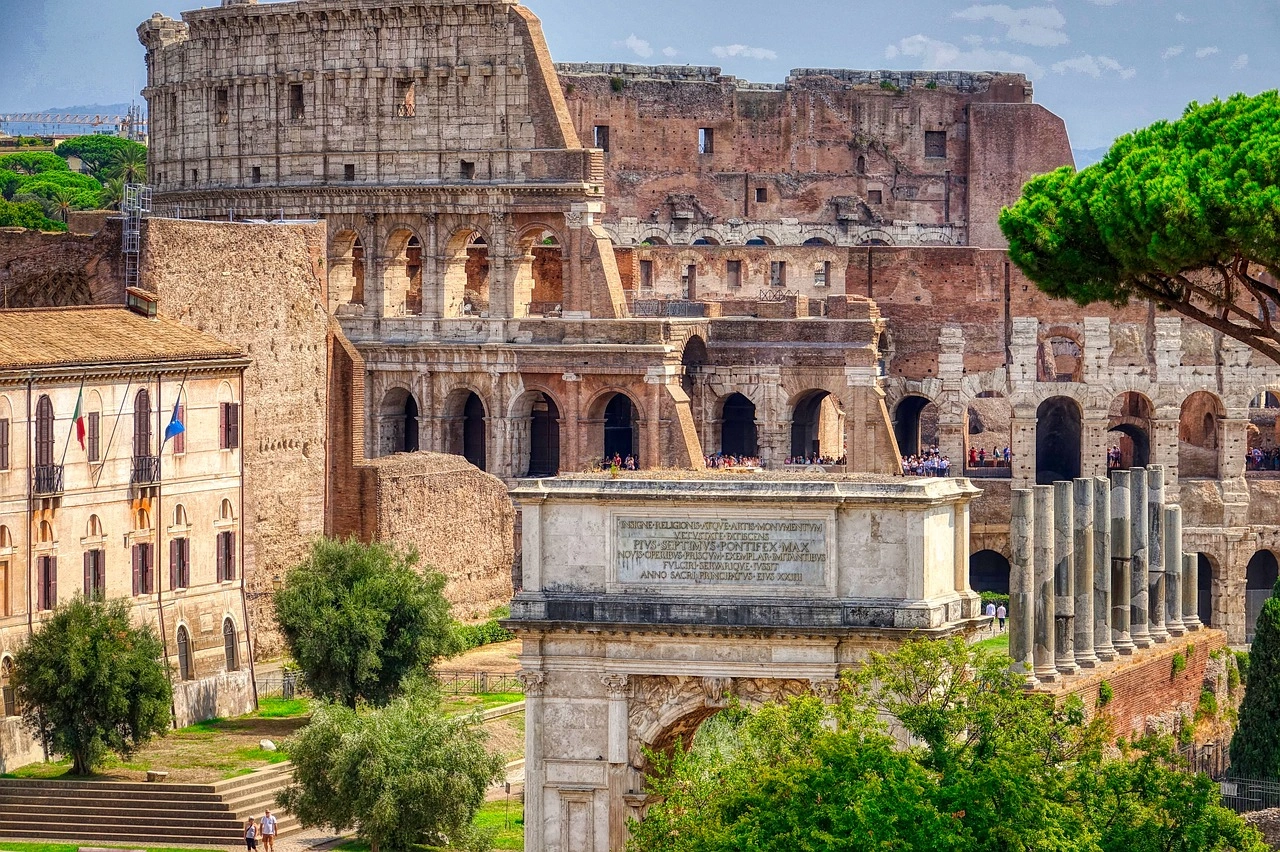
<box><xmin>435</xmin><ymin>639</ymin><xmax>522</xmax><ymax>673</ymax></box>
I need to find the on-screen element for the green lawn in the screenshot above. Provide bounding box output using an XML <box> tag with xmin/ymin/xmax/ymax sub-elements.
<box><xmin>972</xmin><ymin>631</ymin><xmax>1010</xmax><ymax>655</ymax></box>
<box><xmin>441</xmin><ymin>692</ymin><xmax>525</xmax><ymax>717</ymax></box>
<box><xmin>333</xmin><ymin>798</ymin><xmax>524</xmax><ymax>852</ymax></box>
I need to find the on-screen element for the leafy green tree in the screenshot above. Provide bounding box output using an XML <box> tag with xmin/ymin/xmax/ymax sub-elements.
<box><xmin>273</xmin><ymin>538</ymin><xmax>457</xmax><ymax>708</ymax></box>
<box><xmin>1000</xmin><ymin>91</ymin><xmax>1280</xmax><ymax>363</ymax></box>
<box><xmin>99</xmin><ymin>177</ymin><xmax>125</xmax><ymax>210</ymax></box>
<box><xmin>54</xmin><ymin>136</ymin><xmax>146</xmax><ymax>181</ymax></box>
<box><xmin>0</xmin><ymin>151</ymin><xmax>70</xmax><ymax>176</ymax></box>
<box><xmin>10</xmin><ymin>596</ymin><xmax>172</xmax><ymax>775</ymax></box>
<box><xmin>0</xmin><ymin>198</ymin><xmax>66</xmax><ymax>231</ymax></box>
<box><xmin>278</xmin><ymin>686</ymin><xmax>504</xmax><ymax>852</ymax></box>
<box><xmin>109</xmin><ymin>145</ymin><xmax>147</xmax><ymax>185</ymax></box>
<box><xmin>1231</xmin><ymin>577</ymin><xmax>1280</xmax><ymax>777</ymax></box>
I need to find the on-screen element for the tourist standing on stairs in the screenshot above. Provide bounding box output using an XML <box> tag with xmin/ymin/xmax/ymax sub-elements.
<box><xmin>261</xmin><ymin>809</ymin><xmax>278</xmax><ymax>852</ymax></box>
<box><xmin>244</xmin><ymin>817</ymin><xmax>258</xmax><ymax>851</ymax></box>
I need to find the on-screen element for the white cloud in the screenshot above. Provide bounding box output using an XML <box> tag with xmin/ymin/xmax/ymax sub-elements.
<box><xmin>621</xmin><ymin>34</ymin><xmax>653</xmax><ymax>59</ymax></box>
<box><xmin>662</xmin><ymin>46</ymin><xmax>678</xmax><ymax>58</ymax></box>
<box><xmin>1175</xmin><ymin>12</ymin><xmax>1192</xmax><ymax>22</ymax></box>
<box><xmin>952</xmin><ymin>4</ymin><xmax>1068</xmax><ymax>47</ymax></box>
<box><xmin>1161</xmin><ymin>45</ymin><xmax>1184</xmax><ymax>59</ymax></box>
<box><xmin>711</xmin><ymin>43</ymin><xmax>778</xmax><ymax>61</ymax></box>
<box><xmin>963</xmin><ymin>34</ymin><xmax>986</xmax><ymax>47</ymax></box>
<box><xmin>884</xmin><ymin>34</ymin><xmax>1042</xmax><ymax>77</ymax></box>
<box><xmin>1195</xmin><ymin>46</ymin><xmax>1219</xmax><ymax>58</ymax></box>
<box><xmin>1051</xmin><ymin>53</ymin><xmax>1137</xmax><ymax>80</ymax></box>
<box><xmin>1232</xmin><ymin>53</ymin><xmax>1249</xmax><ymax>69</ymax></box>
<box><xmin>1084</xmin><ymin>0</ymin><xmax>1120</xmax><ymax>5</ymax></box>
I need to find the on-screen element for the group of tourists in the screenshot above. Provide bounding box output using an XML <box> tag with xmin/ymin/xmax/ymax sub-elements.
<box><xmin>969</xmin><ymin>445</ymin><xmax>1012</xmax><ymax>467</ymax></box>
<box><xmin>902</xmin><ymin>445</ymin><xmax>952</xmax><ymax>477</ymax></box>
<box><xmin>243</xmin><ymin>810</ymin><xmax>277</xmax><ymax>851</ymax></box>
<box><xmin>1247</xmin><ymin>446</ymin><xmax>1280</xmax><ymax>471</ymax></box>
<box><xmin>598</xmin><ymin>453</ymin><xmax>638</xmax><ymax>471</ymax></box>
<box><xmin>705</xmin><ymin>452</ymin><xmax>762</xmax><ymax>469</ymax></box>
<box><xmin>984</xmin><ymin>600</ymin><xmax>1008</xmax><ymax>630</ymax></box>
<box><xmin>1106</xmin><ymin>445</ymin><xmax>1129</xmax><ymax>470</ymax></box>
<box><xmin>785</xmin><ymin>453</ymin><xmax>845</xmax><ymax>466</ymax></box>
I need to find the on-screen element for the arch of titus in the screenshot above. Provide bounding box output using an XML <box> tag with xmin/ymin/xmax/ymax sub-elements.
<box><xmin>508</xmin><ymin>475</ymin><xmax>984</xmax><ymax>852</ymax></box>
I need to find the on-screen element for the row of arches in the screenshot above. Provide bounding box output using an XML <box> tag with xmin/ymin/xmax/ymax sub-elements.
<box><xmin>175</xmin><ymin>617</ymin><xmax>241</xmax><ymax>682</ymax></box>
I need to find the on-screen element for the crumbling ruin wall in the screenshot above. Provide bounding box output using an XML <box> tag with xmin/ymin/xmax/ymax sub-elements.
<box><xmin>0</xmin><ymin>222</ymin><xmax>125</xmax><ymax>308</ymax></box>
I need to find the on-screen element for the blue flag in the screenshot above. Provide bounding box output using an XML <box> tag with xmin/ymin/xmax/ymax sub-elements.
<box><xmin>163</xmin><ymin>401</ymin><xmax>185</xmax><ymax>445</ymax></box>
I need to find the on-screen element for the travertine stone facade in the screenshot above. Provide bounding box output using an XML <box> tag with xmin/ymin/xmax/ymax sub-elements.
<box><xmin>509</xmin><ymin>474</ymin><xmax>984</xmax><ymax>852</ymax></box>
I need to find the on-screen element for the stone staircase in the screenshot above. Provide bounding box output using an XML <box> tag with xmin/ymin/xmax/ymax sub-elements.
<box><xmin>0</xmin><ymin>762</ymin><xmax>298</xmax><ymax>846</ymax></box>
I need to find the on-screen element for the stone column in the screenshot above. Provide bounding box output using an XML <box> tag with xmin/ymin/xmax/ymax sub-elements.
<box><xmin>518</xmin><ymin>670</ymin><xmax>546</xmax><ymax>852</ymax></box>
<box><xmin>1182</xmin><ymin>552</ymin><xmax>1203</xmax><ymax>631</ymax></box>
<box><xmin>1092</xmin><ymin>477</ymin><xmax>1116</xmax><ymax>661</ymax></box>
<box><xmin>1009</xmin><ymin>488</ymin><xmax>1038</xmax><ymax>685</ymax></box>
<box><xmin>1054</xmin><ymin>481</ymin><xmax>1078</xmax><ymax>675</ymax></box>
<box><xmin>1164</xmin><ymin>504</ymin><xmax>1186</xmax><ymax>636</ymax></box>
<box><xmin>1110</xmin><ymin>471</ymin><xmax>1135</xmax><ymax>654</ymax></box>
<box><xmin>603</xmin><ymin>674</ymin><xmax>631</xmax><ymax>852</ymax></box>
<box><xmin>1129</xmin><ymin>467</ymin><xmax>1153</xmax><ymax>648</ymax></box>
<box><xmin>1146</xmin><ymin>466</ymin><xmax>1170</xmax><ymax>643</ymax></box>
<box><xmin>1073</xmin><ymin>478</ymin><xmax>1098</xmax><ymax>667</ymax></box>
<box><xmin>1033</xmin><ymin>485</ymin><xmax>1057</xmax><ymax>683</ymax></box>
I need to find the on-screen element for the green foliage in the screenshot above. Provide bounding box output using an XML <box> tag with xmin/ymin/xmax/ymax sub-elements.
<box><xmin>925</xmin><ymin>80</ymin><xmax>938</xmax><ymax>89</ymax></box>
<box><xmin>629</xmin><ymin>638</ymin><xmax>1266</xmax><ymax>852</ymax></box>
<box><xmin>0</xmin><ymin>151</ymin><xmax>69</xmax><ymax>176</ymax></box>
<box><xmin>610</xmin><ymin>76</ymin><xmax>625</xmax><ymax>93</ymax></box>
<box><xmin>10</xmin><ymin>596</ymin><xmax>172</xmax><ymax>775</ymax></box>
<box><xmin>1172</xmin><ymin>652</ymin><xmax>1188</xmax><ymax>677</ymax></box>
<box><xmin>278</xmin><ymin>686</ymin><xmax>504</xmax><ymax>852</ymax></box>
<box><xmin>453</xmin><ymin>607</ymin><xmax>514</xmax><ymax>652</ymax></box>
<box><xmin>1099</xmin><ymin>680</ymin><xmax>1115</xmax><ymax>707</ymax></box>
<box><xmin>1187</xmin><ymin>642</ymin><xmax>1196</xmax><ymax>659</ymax></box>
<box><xmin>1228</xmin><ymin>657</ymin><xmax>1241</xmax><ymax>695</ymax></box>
<box><xmin>273</xmin><ymin>538</ymin><xmax>457</xmax><ymax>708</ymax></box>
<box><xmin>1178</xmin><ymin>715</ymin><xmax>1195</xmax><ymax>745</ymax></box>
<box><xmin>54</xmin><ymin>137</ymin><xmax>147</xmax><ymax>182</ymax></box>
<box><xmin>1198</xmin><ymin>688</ymin><xmax>1219</xmax><ymax>721</ymax></box>
<box><xmin>1231</xmin><ymin>578</ymin><xmax>1280</xmax><ymax>776</ymax></box>
<box><xmin>879</xmin><ymin>79</ymin><xmax>900</xmax><ymax>91</ymax></box>
<box><xmin>999</xmin><ymin>91</ymin><xmax>1280</xmax><ymax>363</ymax></box>
<box><xmin>0</xmin><ymin>198</ymin><xmax>65</xmax><ymax>231</ymax></box>
<box><xmin>1236</xmin><ymin>650</ymin><xmax>1250</xmax><ymax>685</ymax></box>
<box><xmin>980</xmin><ymin>591</ymin><xmax>1010</xmax><ymax>607</ymax></box>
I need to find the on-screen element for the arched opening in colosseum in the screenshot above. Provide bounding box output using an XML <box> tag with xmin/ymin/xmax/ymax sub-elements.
<box><xmin>1247</xmin><ymin>391</ymin><xmax>1280</xmax><ymax>471</ymax></box>
<box><xmin>1106</xmin><ymin>392</ymin><xmax>1153</xmax><ymax>470</ymax></box>
<box><xmin>745</xmin><ymin>236</ymin><xmax>775</xmax><ymax>246</ymax></box>
<box><xmin>378</xmin><ymin>388</ymin><xmax>420</xmax><ymax>456</ymax></box>
<box><xmin>640</xmin><ymin>236</ymin><xmax>668</xmax><ymax>247</ymax></box>
<box><xmin>515</xmin><ymin>391</ymin><xmax>561</xmax><ymax>478</ymax></box>
<box><xmin>691</xmin><ymin>236</ymin><xmax>720</xmax><ymax>246</ymax></box>
<box><xmin>443</xmin><ymin>229</ymin><xmax>490</xmax><ymax>317</ymax></box>
<box><xmin>893</xmin><ymin>395</ymin><xmax>938</xmax><ymax>457</ymax></box>
<box><xmin>602</xmin><ymin>393</ymin><xmax>639</xmax><ymax>464</ymax></box>
<box><xmin>966</xmin><ymin>391</ymin><xmax>1012</xmax><ymax>473</ymax></box>
<box><xmin>1179</xmin><ymin>392</ymin><xmax>1223</xmax><ymax>478</ymax></box>
<box><xmin>719</xmin><ymin>393</ymin><xmax>758</xmax><ymax>457</ymax></box>
<box><xmin>1197</xmin><ymin>553</ymin><xmax>1217</xmax><ymax>627</ymax></box>
<box><xmin>1036</xmin><ymin>396</ymin><xmax>1082</xmax><ymax>485</ymax></box>
<box><xmin>384</xmin><ymin>230</ymin><xmax>424</xmax><ymax>317</ymax></box>
<box><xmin>444</xmin><ymin>389</ymin><xmax>488</xmax><ymax>471</ymax></box>
<box><xmin>681</xmin><ymin>335</ymin><xmax>708</xmax><ymax>398</ymax></box>
<box><xmin>790</xmin><ymin>391</ymin><xmax>844</xmax><ymax>461</ymax></box>
<box><xmin>803</xmin><ymin>237</ymin><xmax>833</xmax><ymax>247</ymax></box>
<box><xmin>1246</xmin><ymin>549</ymin><xmax>1278</xmax><ymax>642</ymax></box>
<box><xmin>515</xmin><ymin>227</ymin><xmax>564</xmax><ymax>317</ymax></box>
<box><xmin>329</xmin><ymin>230</ymin><xmax>365</xmax><ymax>308</ymax></box>
<box><xmin>969</xmin><ymin>549</ymin><xmax>1011</xmax><ymax>594</ymax></box>
<box><xmin>1037</xmin><ymin>335</ymin><xmax>1083</xmax><ymax>383</ymax></box>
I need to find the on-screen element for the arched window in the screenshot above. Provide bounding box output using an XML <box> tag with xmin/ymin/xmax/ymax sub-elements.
<box><xmin>176</xmin><ymin>626</ymin><xmax>192</xmax><ymax>681</ymax></box>
<box><xmin>224</xmin><ymin>619</ymin><xmax>239</xmax><ymax>672</ymax></box>
<box><xmin>0</xmin><ymin>657</ymin><xmax>13</xmax><ymax>717</ymax></box>
<box><xmin>135</xmin><ymin>508</ymin><xmax>151</xmax><ymax>531</ymax></box>
<box><xmin>34</xmin><ymin>395</ymin><xmax>54</xmax><ymax>467</ymax></box>
<box><xmin>173</xmin><ymin>505</ymin><xmax>188</xmax><ymax>528</ymax></box>
<box><xmin>220</xmin><ymin>499</ymin><xmax>235</xmax><ymax>521</ymax></box>
<box><xmin>86</xmin><ymin>515</ymin><xmax>103</xmax><ymax>538</ymax></box>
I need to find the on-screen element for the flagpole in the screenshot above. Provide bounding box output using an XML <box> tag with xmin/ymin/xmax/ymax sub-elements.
<box><xmin>59</xmin><ymin>375</ymin><xmax>86</xmax><ymax>469</ymax></box>
<box><xmin>164</xmin><ymin>368</ymin><xmax>190</xmax><ymax>452</ymax></box>
<box><xmin>94</xmin><ymin>376</ymin><xmax>133</xmax><ymax>490</ymax></box>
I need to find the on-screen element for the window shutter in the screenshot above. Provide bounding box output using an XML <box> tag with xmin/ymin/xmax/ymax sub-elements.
<box><xmin>174</xmin><ymin>405</ymin><xmax>185</xmax><ymax>454</ymax></box>
<box><xmin>144</xmin><ymin>545</ymin><xmax>154</xmax><ymax>594</ymax></box>
<box><xmin>132</xmin><ymin>545</ymin><xmax>141</xmax><ymax>596</ymax></box>
<box><xmin>170</xmin><ymin>539</ymin><xmax>180</xmax><ymax>590</ymax></box>
<box><xmin>216</xmin><ymin>533</ymin><xmax>226</xmax><ymax>582</ymax></box>
<box><xmin>0</xmin><ymin>418</ymin><xmax>8</xmax><ymax>470</ymax></box>
<box><xmin>229</xmin><ymin>404</ymin><xmax>240</xmax><ymax>449</ymax></box>
<box><xmin>84</xmin><ymin>551</ymin><xmax>92</xmax><ymax>596</ymax></box>
<box><xmin>49</xmin><ymin>556</ymin><xmax>56</xmax><ymax>608</ymax></box>
<box><xmin>87</xmin><ymin>413</ymin><xmax>100</xmax><ymax>462</ymax></box>
<box><xmin>227</xmin><ymin>532</ymin><xmax>236</xmax><ymax>580</ymax></box>
<box><xmin>35</xmin><ymin>558</ymin><xmax>44</xmax><ymax>611</ymax></box>
<box><xmin>219</xmin><ymin>403</ymin><xmax>228</xmax><ymax>449</ymax></box>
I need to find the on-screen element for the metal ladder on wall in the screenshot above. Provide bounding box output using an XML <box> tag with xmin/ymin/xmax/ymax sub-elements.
<box><xmin>121</xmin><ymin>183</ymin><xmax>152</xmax><ymax>293</ymax></box>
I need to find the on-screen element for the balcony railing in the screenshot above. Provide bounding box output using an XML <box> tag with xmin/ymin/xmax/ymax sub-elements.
<box><xmin>132</xmin><ymin>455</ymin><xmax>161</xmax><ymax>486</ymax></box>
<box><xmin>33</xmin><ymin>464</ymin><xmax>63</xmax><ymax>496</ymax></box>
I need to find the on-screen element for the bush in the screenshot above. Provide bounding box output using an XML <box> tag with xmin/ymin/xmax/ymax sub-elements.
<box><xmin>610</xmin><ymin>76</ymin><xmax>625</xmax><ymax>93</ymax></box>
<box><xmin>1197</xmin><ymin>688</ymin><xmax>1219</xmax><ymax>721</ymax></box>
<box><xmin>1228</xmin><ymin>658</ymin><xmax>1241</xmax><ymax>695</ymax></box>
<box><xmin>454</xmin><ymin>607</ymin><xmax>514</xmax><ymax>652</ymax></box>
<box><xmin>980</xmin><ymin>591</ymin><xmax>1010</xmax><ymax>608</ymax></box>
<box><xmin>1172</xmin><ymin>652</ymin><xmax>1188</xmax><ymax>677</ymax></box>
<box><xmin>1098</xmin><ymin>680</ymin><xmax>1114</xmax><ymax>708</ymax></box>
<box><xmin>1236</xmin><ymin>650</ymin><xmax>1250</xmax><ymax>686</ymax></box>
<box><xmin>54</xmin><ymin>137</ymin><xmax>146</xmax><ymax>181</ymax></box>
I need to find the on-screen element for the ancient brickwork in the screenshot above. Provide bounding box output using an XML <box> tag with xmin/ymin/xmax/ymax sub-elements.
<box><xmin>0</xmin><ymin>223</ymin><xmax>125</xmax><ymax>308</ymax></box>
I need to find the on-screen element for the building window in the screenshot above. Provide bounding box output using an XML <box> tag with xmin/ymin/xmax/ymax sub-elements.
<box><xmin>220</xmin><ymin>402</ymin><xmax>240</xmax><ymax>450</ymax></box>
<box><xmin>868</xmin><ymin>189</ymin><xmax>883</xmax><ymax>204</ymax></box>
<box><xmin>289</xmin><ymin>83</ymin><xmax>305</xmax><ymax>120</ymax></box>
<box><xmin>395</xmin><ymin>79</ymin><xmax>416</xmax><ymax>118</ymax></box>
<box><xmin>83</xmin><ymin>549</ymin><xmax>105</xmax><ymax>600</ymax></box>
<box><xmin>35</xmin><ymin>395</ymin><xmax>54</xmax><ymax>468</ymax></box>
<box><xmin>593</xmin><ymin>125</ymin><xmax>610</xmax><ymax>151</ymax></box>
<box><xmin>224</xmin><ymin>619</ymin><xmax>239</xmax><ymax>672</ymax></box>
<box><xmin>168</xmin><ymin>93</ymin><xmax>178</xmax><ymax>132</ymax></box>
<box><xmin>770</xmin><ymin>261</ymin><xmax>787</xmax><ymax>288</ymax></box>
<box><xmin>726</xmin><ymin>259</ymin><xmax>742</xmax><ymax>288</ymax></box>
<box><xmin>639</xmin><ymin>259</ymin><xmax>653</xmax><ymax>291</ymax></box>
<box><xmin>0</xmin><ymin>417</ymin><xmax>8</xmax><ymax>469</ymax></box>
<box><xmin>1</xmin><ymin>658</ymin><xmax>13</xmax><ymax>717</ymax></box>
<box><xmin>681</xmin><ymin>264</ymin><xmax>697</xmax><ymax>299</ymax></box>
<box><xmin>217</xmin><ymin>530</ymin><xmax>236</xmax><ymax>582</ymax></box>
<box><xmin>814</xmin><ymin>261</ymin><xmax>831</xmax><ymax>288</ymax></box>
<box><xmin>170</xmin><ymin>538</ymin><xmax>190</xmax><ymax>590</ymax></box>
<box><xmin>252</xmin><ymin>166</ymin><xmax>262</xmax><ymax>184</ymax></box>
<box><xmin>755</xmin><ymin>187</ymin><xmax>767</xmax><ymax>203</ymax></box>
<box><xmin>215</xmin><ymin>87</ymin><xmax>229</xmax><ymax>125</ymax></box>
<box><xmin>87</xmin><ymin>412</ymin><xmax>100</xmax><ymax>462</ymax></box>
<box><xmin>461</xmin><ymin>160</ymin><xmax>476</xmax><ymax>180</ymax></box>
<box><xmin>131</xmin><ymin>542</ymin><xmax>154</xmax><ymax>596</ymax></box>
<box><xmin>36</xmin><ymin>555</ymin><xmax>56</xmax><ymax>611</ymax></box>
<box><xmin>176</xmin><ymin>626</ymin><xmax>192</xmax><ymax>682</ymax></box>
<box><xmin>0</xmin><ymin>560</ymin><xmax>8</xmax><ymax>617</ymax></box>
<box><xmin>343</xmin><ymin>164</ymin><xmax>355</xmax><ymax>182</ymax></box>
<box><xmin>191</xmin><ymin>169</ymin><xmax>199</xmax><ymax>185</ymax></box>
<box><xmin>925</xmin><ymin>130</ymin><xmax>947</xmax><ymax>159</ymax></box>
<box><xmin>173</xmin><ymin>404</ymin><xmax>185</xmax><ymax>455</ymax></box>
<box><xmin>698</xmin><ymin>128</ymin><xmax>714</xmax><ymax>155</ymax></box>
<box><xmin>134</xmin><ymin>388</ymin><xmax>152</xmax><ymax>458</ymax></box>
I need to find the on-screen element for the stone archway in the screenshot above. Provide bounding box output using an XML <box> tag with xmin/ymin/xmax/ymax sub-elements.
<box><xmin>1036</xmin><ymin>396</ymin><xmax>1081</xmax><ymax>485</ymax></box>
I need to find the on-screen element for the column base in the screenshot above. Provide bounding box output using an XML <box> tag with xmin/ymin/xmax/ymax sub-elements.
<box><xmin>1095</xmin><ymin>648</ymin><xmax>1117</xmax><ymax>662</ymax></box>
<box><xmin>1183</xmin><ymin>620</ymin><xmax>1203</xmax><ymax>631</ymax></box>
<box><xmin>1074</xmin><ymin>653</ymin><xmax>1100</xmax><ymax>668</ymax></box>
<box><xmin>1112</xmin><ymin>634</ymin><xmax>1135</xmax><ymax>655</ymax></box>
<box><xmin>1167</xmin><ymin>623</ymin><xmax>1187</xmax><ymax>637</ymax></box>
<box><xmin>1131</xmin><ymin>634</ymin><xmax>1154</xmax><ymax>649</ymax></box>
<box><xmin>1055</xmin><ymin>657</ymin><xmax>1080</xmax><ymax>676</ymax></box>
<box><xmin>1033</xmin><ymin>666</ymin><xmax>1058</xmax><ymax>683</ymax></box>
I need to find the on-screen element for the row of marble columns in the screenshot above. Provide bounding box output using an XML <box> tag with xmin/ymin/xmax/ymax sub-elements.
<box><xmin>1009</xmin><ymin>465</ymin><xmax>1203</xmax><ymax>685</ymax></box>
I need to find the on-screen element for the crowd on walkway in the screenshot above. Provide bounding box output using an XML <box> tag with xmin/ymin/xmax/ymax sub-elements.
<box><xmin>598</xmin><ymin>453</ymin><xmax>638</xmax><ymax>471</ymax></box>
<box><xmin>903</xmin><ymin>445</ymin><xmax>952</xmax><ymax>476</ymax></box>
<box><xmin>706</xmin><ymin>452</ymin><xmax>762</xmax><ymax>469</ymax></box>
<box><xmin>969</xmin><ymin>446</ymin><xmax>1013</xmax><ymax>467</ymax></box>
<box><xmin>785</xmin><ymin>453</ymin><xmax>846</xmax><ymax>466</ymax></box>
<box><xmin>1247</xmin><ymin>446</ymin><xmax>1280</xmax><ymax>471</ymax></box>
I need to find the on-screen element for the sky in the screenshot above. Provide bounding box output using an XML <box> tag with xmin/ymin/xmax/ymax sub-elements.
<box><xmin>0</xmin><ymin>0</ymin><xmax>1276</xmax><ymax>150</ymax></box>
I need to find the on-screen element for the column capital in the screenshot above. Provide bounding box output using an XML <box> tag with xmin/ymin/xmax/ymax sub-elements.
<box><xmin>518</xmin><ymin>669</ymin><xmax>546</xmax><ymax>696</ymax></box>
<box><xmin>601</xmin><ymin>673</ymin><xmax>630</xmax><ymax>699</ymax></box>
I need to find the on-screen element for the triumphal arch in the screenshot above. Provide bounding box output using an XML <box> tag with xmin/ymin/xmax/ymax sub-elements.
<box><xmin>507</xmin><ymin>474</ymin><xmax>984</xmax><ymax>851</ymax></box>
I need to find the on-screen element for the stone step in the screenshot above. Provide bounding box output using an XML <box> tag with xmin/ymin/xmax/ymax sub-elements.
<box><xmin>0</xmin><ymin>822</ymin><xmax>249</xmax><ymax>844</ymax></box>
<box><xmin>0</xmin><ymin>777</ymin><xmax>216</xmax><ymax>795</ymax></box>
<box><xmin>0</xmin><ymin>791</ymin><xmax>229</xmax><ymax>810</ymax></box>
<box><xmin>0</xmin><ymin>806</ymin><xmax>245</xmax><ymax>830</ymax></box>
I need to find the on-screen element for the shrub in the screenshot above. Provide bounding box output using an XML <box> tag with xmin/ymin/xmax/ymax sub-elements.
<box><xmin>1098</xmin><ymin>680</ymin><xmax>1114</xmax><ymax>708</ymax></box>
<box><xmin>453</xmin><ymin>607</ymin><xmax>514</xmax><ymax>652</ymax></box>
<box><xmin>1228</xmin><ymin>659</ymin><xmax>1241</xmax><ymax>695</ymax></box>
<box><xmin>880</xmin><ymin>80</ymin><xmax>900</xmax><ymax>91</ymax></box>
<box><xmin>1236</xmin><ymin>650</ymin><xmax>1250</xmax><ymax>685</ymax></box>
<box><xmin>980</xmin><ymin>591</ymin><xmax>1010</xmax><ymax>608</ymax></box>
<box><xmin>610</xmin><ymin>76</ymin><xmax>625</xmax><ymax>93</ymax></box>
<box><xmin>1171</xmin><ymin>652</ymin><xmax>1187</xmax><ymax>677</ymax></box>
<box><xmin>1231</xmin><ymin>579</ymin><xmax>1280</xmax><ymax>776</ymax></box>
<box><xmin>1197</xmin><ymin>688</ymin><xmax>1219</xmax><ymax>721</ymax></box>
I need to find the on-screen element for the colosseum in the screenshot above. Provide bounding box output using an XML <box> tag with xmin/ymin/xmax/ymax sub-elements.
<box><xmin>136</xmin><ymin>0</ymin><xmax>1280</xmax><ymax>644</ymax></box>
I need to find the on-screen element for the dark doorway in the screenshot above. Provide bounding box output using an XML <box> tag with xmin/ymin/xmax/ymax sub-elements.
<box><xmin>1036</xmin><ymin>396</ymin><xmax>1081</xmax><ymax>484</ymax></box>
<box><xmin>403</xmin><ymin>395</ymin><xmax>419</xmax><ymax>453</ymax></box>
<box><xmin>1246</xmin><ymin>550</ymin><xmax>1279</xmax><ymax>642</ymax></box>
<box><xmin>1107</xmin><ymin>392</ymin><xmax>1153</xmax><ymax>469</ymax></box>
<box><xmin>604</xmin><ymin>394</ymin><xmax>636</xmax><ymax>461</ymax></box>
<box><xmin>894</xmin><ymin>395</ymin><xmax>935</xmax><ymax>456</ymax></box>
<box><xmin>791</xmin><ymin>391</ymin><xmax>839</xmax><ymax>459</ymax></box>
<box><xmin>462</xmin><ymin>392</ymin><xmax>486</xmax><ymax>471</ymax></box>
<box><xmin>1198</xmin><ymin>553</ymin><xmax>1214</xmax><ymax>627</ymax></box>
<box><xmin>969</xmin><ymin>550</ymin><xmax>1011</xmax><ymax>594</ymax></box>
<box><xmin>720</xmin><ymin>394</ymin><xmax>758</xmax><ymax>456</ymax></box>
<box><xmin>528</xmin><ymin>394</ymin><xmax>560</xmax><ymax>477</ymax></box>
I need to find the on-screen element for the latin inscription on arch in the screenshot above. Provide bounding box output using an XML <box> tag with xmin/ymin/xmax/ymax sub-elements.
<box><xmin>614</xmin><ymin>515</ymin><xmax>828</xmax><ymax>590</ymax></box>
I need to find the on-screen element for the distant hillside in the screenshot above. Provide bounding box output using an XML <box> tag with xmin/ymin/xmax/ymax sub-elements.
<box><xmin>1</xmin><ymin>103</ymin><xmax>143</xmax><ymax>137</ymax></box>
<box><xmin>1072</xmin><ymin>147</ymin><xmax>1110</xmax><ymax>169</ymax></box>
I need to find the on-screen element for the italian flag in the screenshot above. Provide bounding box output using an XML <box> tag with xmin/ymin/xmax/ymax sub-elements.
<box><xmin>72</xmin><ymin>388</ymin><xmax>85</xmax><ymax>450</ymax></box>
